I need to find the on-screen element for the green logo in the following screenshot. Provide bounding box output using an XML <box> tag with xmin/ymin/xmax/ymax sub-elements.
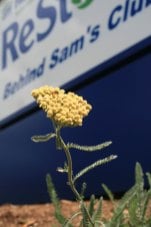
<box><xmin>72</xmin><ymin>0</ymin><xmax>93</xmax><ymax>9</ymax></box>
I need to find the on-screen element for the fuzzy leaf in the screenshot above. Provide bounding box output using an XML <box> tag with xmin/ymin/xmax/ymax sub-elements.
<box><xmin>46</xmin><ymin>174</ymin><xmax>68</xmax><ymax>225</ymax></box>
<box><xmin>141</xmin><ymin>190</ymin><xmax>151</xmax><ymax>222</ymax></box>
<box><xmin>135</xmin><ymin>162</ymin><xmax>145</xmax><ymax>222</ymax></box>
<box><xmin>74</xmin><ymin>155</ymin><xmax>117</xmax><ymax>182</ymax></box>
<box><xmin>102</xmin><ymin>184</ymin><xmax>114</xmax><ymax>204</ymax></box>
<box><xmin>146</xmin><ymin>172</ymin><xmax>151</xmax><ymax>189</ymax></box>
<box><xmin>80</xmin><ymin>182</ymin><xmax>87</xmax><ymax>199</ymax></box>
<box><xmin>110</xmin><ymin>185</ymin><xmax>137</xmax><ymax>225</ymax></box>
<box><xmin>92</xmin><ymin>197</ymin><xmax>103</xmax><ymax>223</ymax></box>
<box><xmin>135</xmin><ymin>162</ymin><xmax>144</xmax><ymax>190</ymax></box>
<box><xmin>67</xmin><ymin>141</ymin><xmax>112</xmax><ymax>152</ymax></box>
<box><xmin>88</xmin><ymin>195</ymin><xmax>96</xmax><ymax>217</ymax></box>
<box><xmin>80</xmin><ymin>203</ymin><xmax>92</xmax><ymax>227</ymax></box>
<box><xmin>128</xmin><ymin>195</ymin><xmax>139</xmax><ymax>226</ymax></box>
<box><xmin>31</xmin><ymin>133</ymin><xmax>56</xmax><ymax>142</ymax></box>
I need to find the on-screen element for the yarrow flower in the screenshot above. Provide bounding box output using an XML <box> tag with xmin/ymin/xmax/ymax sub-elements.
<box><xmin>31</xmin><ymin>85</ymin><xmax>92</xmax><ymax>127</ymax></box>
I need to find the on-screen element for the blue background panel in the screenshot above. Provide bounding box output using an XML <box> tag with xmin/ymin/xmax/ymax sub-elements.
<box><xmin>0</xmin><ymin>52</ymin><xmax>151</xmax><ymax>204</ymax></box>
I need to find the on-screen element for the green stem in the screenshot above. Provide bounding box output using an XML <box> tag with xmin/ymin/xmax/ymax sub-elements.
<box><xmin>60</xmin><ymin>134</ymin><xmax>81</xmax><ymax>200</ymax></box>
<box><xmin>55</xmin><ymin>125</ymin><xmax>94</xmax><ymax>226</ymax></box>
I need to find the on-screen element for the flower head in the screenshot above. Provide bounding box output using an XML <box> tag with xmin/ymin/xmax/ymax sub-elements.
<box><xmin>32</xmin><ymin>85</ymin><xmax>92</xmax><ymax>127</ymax></box>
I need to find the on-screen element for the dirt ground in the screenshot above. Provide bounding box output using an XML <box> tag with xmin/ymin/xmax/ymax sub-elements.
<box><xmin>0</xmin><ymin>200</ymin><xmax>114</xmax><ymax>227</ymax></box>
<box><xmin>0</xmin><ymin>199</ymin><xmax>151</xmax><ymax>227</ymax></box>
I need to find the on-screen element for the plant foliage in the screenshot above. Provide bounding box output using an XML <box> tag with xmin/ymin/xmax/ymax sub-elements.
<box><xmin>102</xmin><ymin>162</ymin><xmax>151</xmax><ymax>227</ymax></box>
<box><xmin>31</xmin><ymin>86</ymin><xmax>151</xmax><ymax>226</ymax></box>
<box><xmin>46</xmin><ymin>162</ymin><xmax>151</xmax><ymax>226</ymax></box>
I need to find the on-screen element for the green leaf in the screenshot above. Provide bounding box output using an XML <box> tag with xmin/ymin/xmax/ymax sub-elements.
<box><xmin>135</xmin><ymin>162</ymin><xmax>144</xmax><ymax>190</ymax></box>
<box><xmin>146</xmin><ymin>172</ymin><xmax>151</xmax><ymax>189</ymax></box>
<box><xmin>134</xmin><ymin>162</ymin><xmax>145</xmax><ymax>222</ymax></box>
<box><xmin>102</xmin><ymin>184</ymin><xmax>114</xmax><ymax>204</ymax></box>
<box><xmin>67</xmin><ymin>141</ymin><xmax>112</xmax><ymax>152</ymax></box>
<box><xmin>46</xmin><ymin>174</ymin><xmax>68</xmax><ymax>225</ymax></box>
<box><xmin>128</xmin><ymin>195</ymin><xmax>139</xmax><ymax>226</ymax></box>
<box><xmin>92</xmin><ymin>197</ymin><xmax>103</xmax><ymax>223</ymax></box>
<box><xmin>73</xmin><ymin>155</ymin><xmax>117</xmax><ymax>182</ymax></box>
<box><xmin>141</xmin><ymin>190</ymin><xmax>151</xmax><ymax>223</ymax></box>
<box><xmin>104</xmin><ymin>163</ymin><xmax>151</xmax><ymax>226</ymax></box>
<box><xmin>80</xmin><ymin>182</ymin><xmax>87</xmax><ymax>200</ymax></box>
<box><xmin>88</xmin><ymin>195</ymin><xmax>96</xmax><ymax>217</ymax></box>
<box><xmin>110</xmin><ymin>185</ymin><xmax>137</xmax><ymax>225</ymax></box>
<box><xmin>31</xmin><ymin>133</ymin><xmax>56</xmax><ymax>142</ymax></box>
<box><xmin>80</xmin><ymin>203</ymin><xmax>92</xmax><ymax>227</ymax></box>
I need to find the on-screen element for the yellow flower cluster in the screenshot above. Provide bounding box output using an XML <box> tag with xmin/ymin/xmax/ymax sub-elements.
<box><xmin>32</xmin><ymin>85</ymin><xmax>92</xmax><ymax>127</ymax></box>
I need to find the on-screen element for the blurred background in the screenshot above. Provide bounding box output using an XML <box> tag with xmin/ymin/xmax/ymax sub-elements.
<box><xmin>0</xmin><ymin>0</ymin><xmax>151</xmax><ymax>204</ymax></box>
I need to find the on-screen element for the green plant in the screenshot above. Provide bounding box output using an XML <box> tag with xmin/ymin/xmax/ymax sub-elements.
<box><xmin>31</xmin><ymin>85</ymin><xmax>151</xmax><ymax>226</ymax></box>
<box><xmin>102</xmin><ymin>162</ymin><xmax>151</xmax><ymax>227</ymax></box>
<box><xmin>31</xmin><ymin>85</ymin><xmax>117</xmax><ymax>226</ymax></box>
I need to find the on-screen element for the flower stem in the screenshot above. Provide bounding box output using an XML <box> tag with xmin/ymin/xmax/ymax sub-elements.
<box><xmin>60</xmin><ymin>134</ymin><xmax>81</xmax><ymax>200</ymax></box>
<box><xmin>55</xmin><ymin>126</ymin><xmax>94</xmax><ymax>226</ymax></box>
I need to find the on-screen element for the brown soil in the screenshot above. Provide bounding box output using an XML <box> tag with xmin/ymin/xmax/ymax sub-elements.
<box><xmin>0</xmin><ymin>200</ymin><xmax>151</xmax><ymax>227</ymax></box>
<box><xmin>0</xmin><ymin>200</ymin><xmax>114</xmax><ymax>227</ymax></box>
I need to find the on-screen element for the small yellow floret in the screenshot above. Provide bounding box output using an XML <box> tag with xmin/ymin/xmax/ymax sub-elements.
<box><xmin>31</xmin><ymin>85</ymin><xmax>92</xmax><ymax>127</ymax></box>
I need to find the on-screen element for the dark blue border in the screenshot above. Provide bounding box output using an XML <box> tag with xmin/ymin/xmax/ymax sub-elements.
<box><xmin>1</xmin><ymin>36</ymin><xmax>151</xmax><ymax>128</ymax></box>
